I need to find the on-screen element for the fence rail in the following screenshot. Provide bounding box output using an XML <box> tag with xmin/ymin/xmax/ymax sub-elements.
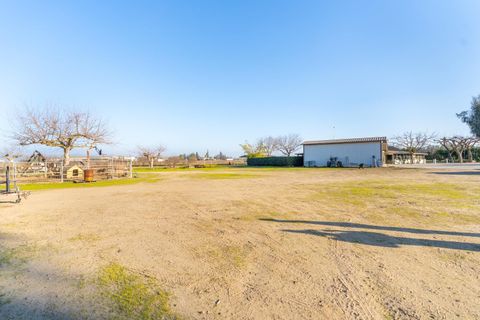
<box><xmin>0</xmin><ymin>157</ymin><xmax>132</xmax><ymax>184</ymax></box>
<box><xmin>133</xmin><ymin>158</ymin><xmax>246</xmax><ymax>168</ymax></box>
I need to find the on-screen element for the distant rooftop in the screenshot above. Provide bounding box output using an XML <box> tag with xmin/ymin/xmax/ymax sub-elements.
<box><xmin>303</xmin><ymin>137</ymin><xmax>387</xmax><ymax>145</ymax></box>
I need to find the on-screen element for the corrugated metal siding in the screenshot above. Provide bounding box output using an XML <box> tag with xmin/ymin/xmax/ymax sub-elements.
<box><xmin>303</xmin><ymin>142</ymin><xmax>382</xmax><ymax>167</ymax></box>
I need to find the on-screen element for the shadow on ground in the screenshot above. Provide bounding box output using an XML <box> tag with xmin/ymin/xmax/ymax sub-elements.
<box><xmin>260</xmin><ymin>219</ymin><xmax>480</xmax><ymax>252</ymax></box>
<box><xmin>429</xmin><ymin>170</ymin><xmax>480</xmax><ymax>176</ymax></box>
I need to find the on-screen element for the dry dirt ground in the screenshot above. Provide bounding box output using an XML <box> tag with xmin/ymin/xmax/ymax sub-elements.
<box><xmin>0</xmin><ymin>167</ymin><xmax>479</xmax><ymax>319</ymax></box>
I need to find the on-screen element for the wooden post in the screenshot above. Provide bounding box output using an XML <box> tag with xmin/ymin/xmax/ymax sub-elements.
<box><xmin>110</xmin><ymin>158</ymin><xmax>114</xmax><ymax>179</ymax></box>
<box><xmin>129</xmin><ymin>159</ymin><xmax>133</xmax><ymax>178</ymax></box>
<box><xmin>12</xmin><ymin>162</ymin><xmax>17</xmax><ymax>191</ymax></box>
<box><xmin>60</xmin><ymin>161</ymin><xmax>64</xmax><ymax>183</ymax></box>
<box><xmin>5</xmin><ymin>165</ymin><xmax>10</xmax><ymax>193</ymax></box>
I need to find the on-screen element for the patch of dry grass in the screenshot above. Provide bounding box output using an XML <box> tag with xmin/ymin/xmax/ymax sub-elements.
<box><xmin>309</xmin><ymin>180</ymin><xmax>480</xmax><ymax>225</ymax></box>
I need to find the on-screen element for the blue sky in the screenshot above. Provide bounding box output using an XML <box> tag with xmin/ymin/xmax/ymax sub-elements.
<box><xmin>0</xmin><ymin>0</ymin><xmax>479</xmax><ymax>156</ymax></box>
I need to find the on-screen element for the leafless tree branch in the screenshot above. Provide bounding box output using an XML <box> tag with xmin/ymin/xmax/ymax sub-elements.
<box><xmin>11</xmin><ymin>105</ymin><xmax>111</xmax><ymax>165</ymax></box>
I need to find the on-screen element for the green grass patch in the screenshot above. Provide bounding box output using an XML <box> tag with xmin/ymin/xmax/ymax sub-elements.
<box><xmin>0</xmin><ymin>243</ymin><xmax>38</xmax><ymax>268</ymax></box>
<box><xmin>206</xmin><ymin>245</ymin><xmax>248</xmax><ymax>269</ymax></box>
<box><xmin>310</xmin><ymin>180</ymin><xmax>480</xmax><ymax>223</ymax></box>
<box><xmin>313</xmin><ymin>180</ymin><xmax>471</xmax><ymax>204</ymax></box>
<box><xmin>68</xmin><ymin>233</ymin><xmax>101</xmax><ymax>242</ymax></box>
<box><xmin>98</xmin><ymin>263</ymin><xmax>179</xmax><ymax>320</ymax></box>
<box><xmin>133</xmin><ymin>167</ymin><xmax>181</xmax><ymax>172</ymax></box>
<box><xmin>133</xmin><ymin>165</ymin><xmax>244</xmax><ymax>173</ymax></box>
<box><xmin>19</xmin><ymin>176</ymin><xmax>160</xmax><ymax>191</ymax></box>
<box><xmin>434</xmin><ymin>211</ymin><xmax>479</xmax><ymax>224</ymax></box>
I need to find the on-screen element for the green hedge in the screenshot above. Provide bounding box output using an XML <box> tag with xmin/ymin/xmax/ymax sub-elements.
<box><xmin>247</xmin><ymin>156</ymin><xmax>303</xmax><ymax>167</ymax></box>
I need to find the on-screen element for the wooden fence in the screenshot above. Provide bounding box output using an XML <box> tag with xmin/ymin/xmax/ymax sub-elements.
<box><xmin>0</xmin><ymin>157</ymin><xmax>132</xmax><ymax>184</ymax></box>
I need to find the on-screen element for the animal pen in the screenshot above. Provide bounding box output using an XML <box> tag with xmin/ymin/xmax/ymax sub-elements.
<box><xmin>0</xmin><ymin>162</ymin><xmax>29</xmax><ymax>203</ymax></box>
<box><xmin>0</xmin><ymin>157</ymin><xmax>133</xmax><ymax>185</ymax></box>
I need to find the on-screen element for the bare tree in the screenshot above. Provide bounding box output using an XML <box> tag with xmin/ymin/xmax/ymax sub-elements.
<box><xmin>392</xmin><ymin>132</ymin><xmax>436</xmax><ymax>163</ymax></box>
<box><xmin>447</xmin><ymin>137</ymin><xmax>467</xmax><ymax>163</ymax></box>
<box><xmin>137</xmin><ymin>145</ymin><xmax>166</xmax><ymax>168</ymax></box>
<box><xmin>276</xmin><ymin>134</ymin><xmax>302</xmax><ymax>157</ymax></box>
<box><xmin>12</xmin><ymin>106</ymin><xmax>111</xmax><ymax>165</ymax></box>
<box><xmin>438</xmin><ymin>136</ymin><xmax>479</xmax><ymax>163</ymax></box>
<box><xmin>257</xmin><ymin>136</ymin><xmax>278</xmax><ymax>156</ymax></box>
<box><xmin>79</xmin><ymin>113</ymin><xmax>112</xmax><ymax>168</ymax></box>
<box><xmin>1</xmin><ymin>144</ymin><xmax>24</xmax><ymax>161</ymax></box>
<box><xmin>438</xmin><ymin>137</ymin><xmax>455</xmax><ymax>162</ymax></box>
<box><xmin>463</xmin><ymin>136</ymin><xmax>479</xmax><ymax>162</ymax></box>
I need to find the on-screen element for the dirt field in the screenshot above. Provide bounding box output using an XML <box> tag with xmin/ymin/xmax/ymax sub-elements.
<box><xmin>1</xmin><ymin>167</ymin><xmax>479</xmax><ymax>319</ymax></box>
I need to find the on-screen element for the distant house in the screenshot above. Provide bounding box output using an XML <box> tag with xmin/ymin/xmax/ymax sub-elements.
<box><xmin>303</xmin><ymin>137</ymin><xmax>388</xmax><ymax>167</ymax></box>
<box><xmin>386</xmin><ymin>146</ymin><xmax>427</xmax><ymax>164</ymax></box>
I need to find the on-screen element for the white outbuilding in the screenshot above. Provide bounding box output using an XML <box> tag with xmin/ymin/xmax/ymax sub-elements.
<box><xmin>303</xmin><ymin>137</ymin><xmax>388</xmax><ymax>167</ymax></box>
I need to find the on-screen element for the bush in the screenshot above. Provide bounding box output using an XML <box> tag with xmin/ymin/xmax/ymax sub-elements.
<box><xmin>247</xmin><ymin>156</ymin><xmax>303</xmax><ymax>167</ymax></box>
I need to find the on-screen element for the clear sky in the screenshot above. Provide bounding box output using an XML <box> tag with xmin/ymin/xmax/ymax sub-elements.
<box><xmin>0</xmin><ymin>0</ymin><xmax>479</xmax><ymax>156</ymax></box>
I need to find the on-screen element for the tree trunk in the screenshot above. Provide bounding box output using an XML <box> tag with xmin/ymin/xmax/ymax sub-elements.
<box><xmin>149</xmin><ymin>158</ymin><xmax>154</xmax><ymax>168</ymax></box>
<box><xmin>410</xmin><ymin>152</ymin><xmax>414</xmax><ymax>164</ymax></box>
<box><xmin>63</xmin><ymin>147</ymin><xmax>72</xmax><ymax>166</ymax></box>
<box><xmin>86</xmin><ymin>149</ymin><xmax>91</xmax><ymax>169</ymax></box>
<box><xmin>455</xmin><ymin>150</ymin><xmax>464</xmax><ymax>163</ymax></box>
<box><xmin>467</xmin><ymin>148</ymin><xmax>473</xmax><ymax>162</ymax></box>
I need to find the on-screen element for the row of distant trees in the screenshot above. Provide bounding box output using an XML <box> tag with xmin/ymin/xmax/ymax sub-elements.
<box><xmin>391</xmin><ymin>132</ymin><xmax>479</xmax><ymax>163</ymax></box>
<box><xmin>391</xmin><ymin>95</ymin><xmax>480</xmax><ymax>163</ymax></box>
<box><xmin>136</xmin><ymin>146</ymin><xmax>229</xmax><ymax>168</ymax></box>
<box><xmin>5</xmin><ymin>94</ymin><xmax>480</xmax><ymax>165</ymax></box>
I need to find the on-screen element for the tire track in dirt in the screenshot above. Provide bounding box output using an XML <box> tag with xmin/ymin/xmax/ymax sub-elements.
<box><xmin>326</xmin><ymin>237</ymin><xmax>384</xmax><ymax>320</ymax></box>
<box><xmin>170</xmin><ymin>192</ymin><xmax>333</xmax><ymax>319</ymax></box>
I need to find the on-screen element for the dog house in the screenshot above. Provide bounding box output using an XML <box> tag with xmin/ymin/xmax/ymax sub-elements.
<box><xmin>66</xmin><ymin>165</ymin><xmax>84</xmax><ymax>180</ymax></box>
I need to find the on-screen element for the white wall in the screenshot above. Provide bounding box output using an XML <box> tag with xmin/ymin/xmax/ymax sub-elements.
<box><xmin>303</xmin><ymin>142</ymin><xmax>382</xmax><ymax>167</ymax></box>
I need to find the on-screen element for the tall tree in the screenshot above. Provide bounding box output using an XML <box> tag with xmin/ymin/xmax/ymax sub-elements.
<box><xmin>448</xmin><ymin>137</ymin><xmax>466</xmax><ymax>163</ymax></box>
<box><xmin>12</xmin><ymin>106</ymin><xmax>111</xmax><ymax>165</ymax></box>
<box><xmin>463</xmin><ymin>136</ymin><xmax>479</xmax><ymax>162</ymax></box>
<box><xmin>215</xmin><ymin>151</ymin><xmax>227</xmax><ymax>160</ymax></box>
<box><xmin>137</xmin><ymin>145</ymin><xmax>166</xmax><ymax>168</ymax></box>
<box><xmin>438</xmin><ymin>137</ymin><xmax>455</xmax><ymax>162</ymax></box>
<box><xmin>437</xmin><ymin>136</ymin><xmax>473</xmax><ymax>163</ymax></box>
<box><xmin>276</xmin><ymin>134</ymin><xmax>303</xmax><ymax>157</ymax></box>
<box><xmin>187</xmin><ymin>153</ymin><xmax>197</xmax><ymax>162</ymax></box>
<box><xmin>457</xmin><ymin>95</ymin><xmax>480</xmax><ymax>137</ymax></box>
<box><xmin>392</xmin><ymin>132</ymin><xmax>436</xmax><ymax>163</ymax></box>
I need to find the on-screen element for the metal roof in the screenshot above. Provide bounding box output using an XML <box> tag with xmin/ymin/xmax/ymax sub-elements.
<box><xmin>303</xmin><ymin>137</ymin><xmax>387</xmax><ymax>145</ymax></box>
<box><xmin>386</xmin><ymin>150</ymin><xmax>428</xmax><ymax>155</ymax></box>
